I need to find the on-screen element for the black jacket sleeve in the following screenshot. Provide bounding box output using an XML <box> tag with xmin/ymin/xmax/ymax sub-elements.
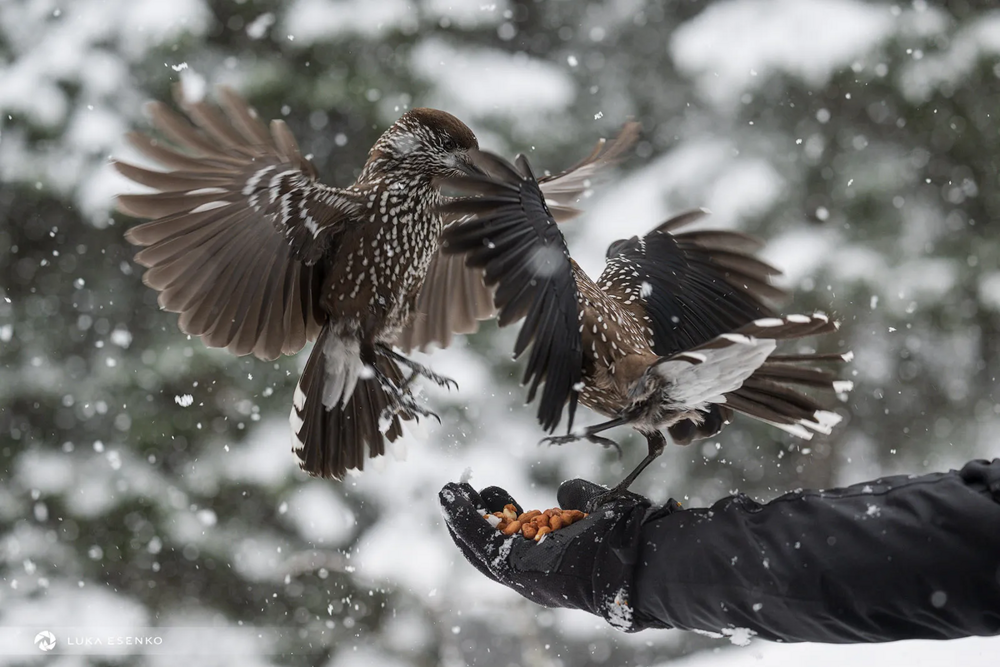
<box><xmin>633</xmin><ymin>459</ymin><xmax>1000</xmax><ymax>643</ymax></box>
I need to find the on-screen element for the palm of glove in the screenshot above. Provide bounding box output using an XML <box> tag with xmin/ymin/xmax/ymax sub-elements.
<box><xmin>438</xmin><ymin>480</ymin><xmax>654</xmax><ymax>631</ymax></box>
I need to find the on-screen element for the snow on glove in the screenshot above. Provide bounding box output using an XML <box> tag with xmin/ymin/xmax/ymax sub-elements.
<box><xmin>439</xmin><ymin>479</ymin><xmax>671</xmax><ymax>632</ymax></box>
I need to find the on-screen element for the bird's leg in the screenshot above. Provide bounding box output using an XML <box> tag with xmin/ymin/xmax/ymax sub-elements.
<box><xmin>607</xmin><ymin>430</ymin><xmax>667</xmax><ymax>495</ymax></box>
<box><xmin>363</xmin><ymin>343</ymin><xmax>441</xmax><ymax>424</ymax></box>
<box><xmin>541</xmin><ymin>416</ymin><xmax>628</xmax><ymax>457</ymax></box>
<box><xmin>376</xmin><ymin>343</ymin><xmax>458</xmax><ymax>391</ymax></box>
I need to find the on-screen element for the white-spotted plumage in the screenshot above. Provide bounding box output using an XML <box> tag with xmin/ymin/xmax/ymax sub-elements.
<box><xmin>117</xmin><ymin>88</ymin><xmax>481</xmax><ymax>480</ymax></box>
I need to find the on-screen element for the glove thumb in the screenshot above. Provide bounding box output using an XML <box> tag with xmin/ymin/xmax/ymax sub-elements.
<box><xmin>557</xmin><ymin>479</ymin><xmax>608</xmax><ymax>511</ymax></box>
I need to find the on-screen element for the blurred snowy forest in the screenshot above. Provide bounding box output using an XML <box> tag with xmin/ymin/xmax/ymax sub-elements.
<box><xmin>1</xmin><ymin>0</ymin><xmax>999</xmax><ymax>665</ymax></box>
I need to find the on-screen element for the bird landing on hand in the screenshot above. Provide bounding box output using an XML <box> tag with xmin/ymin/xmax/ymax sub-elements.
<box><xmin>439</xmin><ymin>150</ymin><xmax>853</xmax><ymax>495</ymax></box>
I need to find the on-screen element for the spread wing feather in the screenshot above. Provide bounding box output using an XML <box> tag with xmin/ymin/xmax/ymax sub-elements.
<box><xmin>537</xmin><ymin>121</ymin><xmax>641</xmax><ymax>222</ymax></box>
<box><xmin>116</xmin><ymin>85</ymin><xmax>366</xmax><ymax>361</ymax></box>
<box><xmin>396</xmin><ymin>122</ymin><xmax>639</xmax><ymax>352</ymax></box>
<box><xmin>600</xmin><ymin>209</ymin><xmax>786</xmax><ymax>357</ymax></box>
<box><xmin>438</xmin><ymin>150</ymin><xmax>583</xmax><ymax>432</ymax></box>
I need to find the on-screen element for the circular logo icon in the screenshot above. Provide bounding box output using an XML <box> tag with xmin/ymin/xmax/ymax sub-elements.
<box><xmin>34</xmin><ymin>631</ymin><xmax>56</xmax><ymax>652</ymax></box>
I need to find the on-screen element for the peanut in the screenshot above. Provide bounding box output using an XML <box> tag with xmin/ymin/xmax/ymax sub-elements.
<box><xmin>559</xmin><ymin>511</ymin><xmax>575</xmax><ymax>526</ymax></box>
<box><xmin>482</xmin><ymin>506</ymin><xmax>589</xmax><ymax>542</ymax></box>
<box><xmin>502</xmin><ymin>520</ymin><xmax>522</xmax><ymax>536</ymax></box>
<box><xmin>517</xmin><ymin>509</ymin><xmax>541</xmax><ymax>523</ymax></box>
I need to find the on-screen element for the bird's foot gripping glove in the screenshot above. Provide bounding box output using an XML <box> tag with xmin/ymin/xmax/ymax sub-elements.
<box><xmin>439</xmin><ymin>479</ymin><xmax>674</xmax><ymax>632</ymax></box>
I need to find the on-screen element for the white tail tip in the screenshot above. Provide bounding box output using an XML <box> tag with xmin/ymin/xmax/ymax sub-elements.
<box><xmin>293</xmin><ymin>383</ymin><xmax>307</xmax><ymax>410</ymax></box>
<box><xmin>720</xmin><ymin>333</ymin><xmax>756</xmax><ymax>345</ymax></box>
<box><xmin>289</xmin><ymin>405</ymin><xmax>304</xmax><ymax>435</ymax></box>
<box><xmin>813</xmin><ymin>410</ymin><xmax>843</xmax><ymax>431</ymax></box>
<box><xmin>774</xmin><ymin>422</ymin><xmax>815</xmax><ymax>439</ymax></box>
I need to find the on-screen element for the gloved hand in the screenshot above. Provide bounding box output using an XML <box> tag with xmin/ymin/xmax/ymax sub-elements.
<box><xmin>438</xmin><ymin>479</ymin><xmax>678</xmax><ymax>631</ymax></box>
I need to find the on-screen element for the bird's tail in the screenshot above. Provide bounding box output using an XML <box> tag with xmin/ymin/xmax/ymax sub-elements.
<box><xmin>723</xmin><ymin>314</ymin><xmax>852</xmax><ymax>439</ymax></box>
<box><xmin>658</xmin><ymin>314</ymin><xmax>852</xmax><ymax>442</ymax></box>
<box><xmin>290</xmin><ymin>325</ymin><xmax>410</xmax><ymax>479</ymax></box>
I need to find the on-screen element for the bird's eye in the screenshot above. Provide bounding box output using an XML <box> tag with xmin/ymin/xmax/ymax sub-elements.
<box><xmin>442</xmin><ymin>136</ymin><xmax>458</xmax><ymax>152</ymax></box>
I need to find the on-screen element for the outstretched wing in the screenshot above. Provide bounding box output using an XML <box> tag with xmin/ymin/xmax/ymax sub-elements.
<box><xmin>437</xmin><ymin>150</ymin><xmax>583</xmax><ymax>433</ymax></box>
<box><xmin>537</xmin><ymin>120</ymin><xmax>641</xmax><ymax>222</ymax></box>
<box><xmin>395</xmin><ymin>122</ymin><xmax>639</xmax><ymax>353</ymax></box>
<box><xmin>600</xmin><ymin>209</ymin><xmax>787</xmax><ymax>358</ymax></box>
<box><xmin>116</xmin><ymin>86</ymin><xmax>366</xmax><ymax>361</ymax></box>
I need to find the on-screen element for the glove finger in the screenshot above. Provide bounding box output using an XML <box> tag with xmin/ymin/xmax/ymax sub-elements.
<box><xmin>444</xmin><ymin>482</ymin><xmax>486</xmax><ymax>508</ymax></box>
<box><xmin>439</xmin><ymin>483</ymin><xmax>517</xmax><ymax>575</ymax></box>
<box><xmin>440</xmin><ymin>483</ymin><xmax>488</xmax><ymax>519</ymax></box>
<box><xmin>444</xmin><ymin>523</ymin><xmax>503</xmax><ymax>585</ymax></box>
<box><xmin>438</xmin><ymin>486</ymin><xmax>501</xmax><ymax>579</ymax></box>
<box><xmin>557</xmin><ymin>479</ymin><xmax>609</xmax><ymax>511</ymax></box>
<box><xmin>480</xmin><ymin>486</ymin><xmax>522</xmax><ymax>515</ymax></box>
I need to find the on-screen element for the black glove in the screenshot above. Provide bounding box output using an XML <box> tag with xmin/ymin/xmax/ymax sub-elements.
<box><xmin>439</xmin><ymin>479</ymin><xmax>678</xmax><ymax>632</ymax></box>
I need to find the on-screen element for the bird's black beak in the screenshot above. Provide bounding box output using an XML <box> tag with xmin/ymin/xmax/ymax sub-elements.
<box><xmin>456</xmin><ymin>151</ymin><xmax>487</xmax><ymax>176</ymax></box>
<box><xmin>434</xmin><ymin>151</ymin><xmax>488</xmax><ymax>194</ymax></box>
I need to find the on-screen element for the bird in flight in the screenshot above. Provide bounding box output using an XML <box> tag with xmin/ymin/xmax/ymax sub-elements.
<box><xmin>116</xmin><ymin>86</ymin><xmax>638</xmax><ymax>480</ymax></box>
<box><xmin>440</xmin><ymin>150</ymin><xmax>853</xmax><ymax>494</ymax></box>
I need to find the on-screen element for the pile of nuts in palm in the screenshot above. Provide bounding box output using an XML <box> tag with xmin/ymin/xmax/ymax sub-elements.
<box><xmin>483</xmin><ymin>504</ymin><xmax>588</xmax><ymax>541</ymax></box>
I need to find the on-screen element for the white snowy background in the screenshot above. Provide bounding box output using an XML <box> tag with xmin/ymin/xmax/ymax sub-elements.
<box><xmin>1</xmin><ymin>0</ymin><xmax>998</xmax><ymax>665</ymax></box>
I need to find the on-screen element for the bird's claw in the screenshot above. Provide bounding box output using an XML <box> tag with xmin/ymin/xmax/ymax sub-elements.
<box><xmin>377</xmin><ymin>346</ymin><xmax>458</xmax><ymax>391</ymax></box>
<box><xmin>380</xmin><ymin>390</ymin><xmax>440</xmax><ymax>424</ymax></box>
<box><xmin>541</xmin><ymin>433</ymin><xmax>623</xmax><ymax>458</ymax></box>
<box><xmin>588</xmin><ymin>434</ymin><xmax>623</xmax><ymax>458</ymax></box>
<box><xmin>405</xmin><ymin>366</ymin><xmax>458</xmax><ymax>392</ymax></box>
<box><xmin>380</xmin><ymin>401</ymin><xmax>440</xmax><ymax>424</ymax></box>
<box><xmin>541</xmin><ymin>434</ymin><xmax>579</xmax><ymax>447</ymax></box>
<box><xmin>371</xmin><ymin>362</ymin><xmax>441</xmax><ymax>424</ymax></box>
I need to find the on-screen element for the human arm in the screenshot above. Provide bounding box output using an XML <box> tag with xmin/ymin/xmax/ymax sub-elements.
<box><xmin>439</xmin><ymin>459</ymin><xmax>1000</xmax><ymax>642</ymax></box>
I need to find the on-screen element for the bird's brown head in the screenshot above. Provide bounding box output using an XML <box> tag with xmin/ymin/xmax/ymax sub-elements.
<box><xmin>367</xmin><ymin>108</ymin><xmax>479</xmax><ymax>179</ymax></box>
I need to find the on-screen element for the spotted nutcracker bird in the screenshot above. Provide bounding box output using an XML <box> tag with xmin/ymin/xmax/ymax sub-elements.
<box><xmin>439</xmin><ymin>150</ymin><xmax>853</xmax><ymax>493</ymax></box>
<box><xmin>116</xmin><ymin>86</ymin><xmax>639</xmax><ymax>479</ymax></box>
